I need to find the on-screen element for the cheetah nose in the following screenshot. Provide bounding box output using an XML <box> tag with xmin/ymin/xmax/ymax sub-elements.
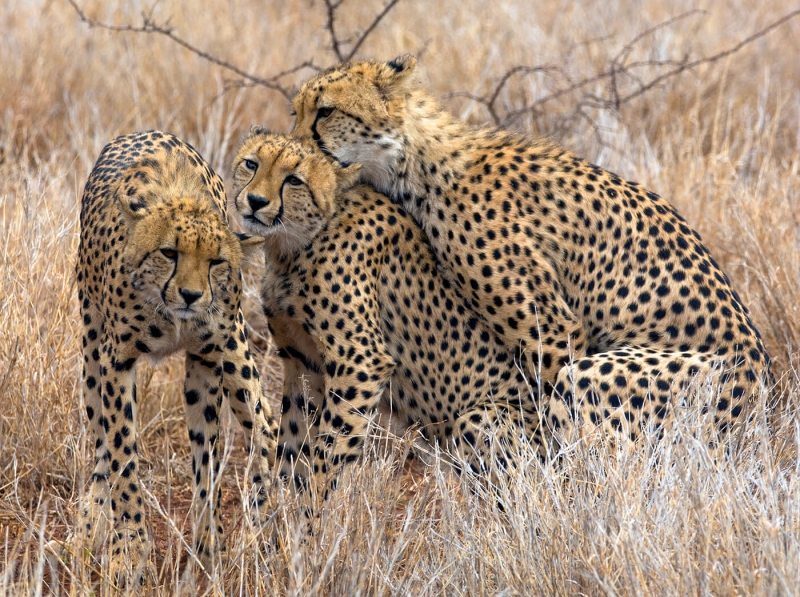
<box><xmin>179</xmin><ymin>288</ymin><xmax>203</xmax><ymax>306</ymax></box>
<box><xmin>247</xmin><ymin>193</ymin><xmax>268</xmax><ymax>213</ymax></box>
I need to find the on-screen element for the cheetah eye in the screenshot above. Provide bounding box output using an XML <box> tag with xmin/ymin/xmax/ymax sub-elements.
<box><xmin>285</xmin><ymin>175</ymin><xmax>303</xmax><ymax>187</ymax></box>
<box><xmin>160</xmin><ymin>248</ymin><xmax>178</xmax><ymax>260</ymax></box>
<box><xmin>317</xmin><ymin>106</ymin><xmax>334</xmax><ymax>119</ymax></box>
<box><xmin>243</xmin><ymin>159</ymin><xmax>258</xmax><ymax>172</ymax></box>
<box><xmin>209</xmin><ymin>258</ymin><xmax>226</xmax><ymax>267</ymax></box>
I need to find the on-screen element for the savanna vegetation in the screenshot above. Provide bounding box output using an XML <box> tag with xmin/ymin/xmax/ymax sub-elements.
<box><xmin>1</xmin><ymin>0</ymin><xmax>798</xmax><ymax>594</ymax></box>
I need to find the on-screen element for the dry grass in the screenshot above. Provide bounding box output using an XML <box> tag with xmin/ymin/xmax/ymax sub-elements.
<box><xmin>1</xmin><ymin>0</ymin><xmax>798</xmax><ymax>594</ymax></box>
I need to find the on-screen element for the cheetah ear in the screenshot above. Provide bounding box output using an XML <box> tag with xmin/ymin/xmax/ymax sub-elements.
<box><xmin>248</xmin><ymin>124</ymin><xmax>272</xmax><ymax>138</ymax></box>
<box><xmin>334</xmin><ymin>162</ymin><xmax>362</xmax><ymax>192</ymax></box>
<box><xmin>115</xmin><ymin>181</ymin><xmax>150</xmax><ymax>223</ymax></box>
<box><xmin>235</xmin><ymin>232</ymin><xmax>265</xmax><ymax>259</ymax></box>
<box><xmin>375</xmin><ymin>54</ymin><xmax>417</xmax><ymax>97</ymax></box>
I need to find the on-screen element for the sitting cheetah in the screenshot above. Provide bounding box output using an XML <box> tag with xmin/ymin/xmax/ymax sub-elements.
<box><xmin>73</xmin><ymin>130</ymin><xmax>277</xmax><ymax>583</ymax></box>
<box><xmin>291</xmin><ymin>55</ymin><xmax>773</xmax><ymax>444</ymax></box>
<box><xmin>232</xmin><ymin>128</ymin><xmax>547</xmax><ymax>497</ymax></box>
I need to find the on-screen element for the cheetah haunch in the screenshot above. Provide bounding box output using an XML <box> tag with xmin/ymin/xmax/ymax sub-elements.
<box><xmin>73</xmin><ymin>130</ymin><xmax>277</xmax><ymax>584</ymax></box>
<box><xmin>291</xmin><ymin>56</ymin><xmax>772</xmax><ymax>445</ymax></box>
<box><xmin>233</xmin><ymin>128</ymin><xmax>547</xmax><ymax>497</ymax></box>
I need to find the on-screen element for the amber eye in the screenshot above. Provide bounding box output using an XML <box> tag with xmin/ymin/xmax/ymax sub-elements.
<box><xmin>285</xmin><ymin>175</ymin><xmax>303</xmax><ymax>186</ymax></box>
<box><xmin>317</xmin><ymin>106</ymin><xmax>334</xmax><ymax>119</ymax></box>
<box><xmin>160</xmin><ymin>248</ymin><xmax>178</xmax><ymax>260</ymax></box>
<box><xmin>209</xmin><ymin>258</ymin><xmax>226</xmax><ymax>267</ymax></box>
<box><xmin>243</xmin><ymin>159</ymin><xmax>258</xmax><ymax>171</ymax></box>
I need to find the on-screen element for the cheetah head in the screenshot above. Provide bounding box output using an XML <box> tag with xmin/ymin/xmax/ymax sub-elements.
<box><xmin>117</xmin><ymin>180</ymin><xmax>262</xmax><ymax>322</ymax></box>
<box><xmin>232</xmin><ymin>126</ymin><xmax>361</xmax><ymax>255</ymax></box>
<box><xmin>291</xmin><ymin>55</ymin><xmax>417</xmax><ymax>193</ymax></box>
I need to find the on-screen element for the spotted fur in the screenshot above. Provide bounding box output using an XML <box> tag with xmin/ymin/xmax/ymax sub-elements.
<box><xmin>291</xmin><ymin>56</ymin><xmax>773</xmax><ymax>445</ymax></box>
<box><xmin>233</xmin><ymin>129</ymin><xmax>547</xmax><ymax>496</ymax></box>
<box><xmin>73</xmin><ymin>130</ymin><xmax>277</xmax><ymax>583</ymax></box>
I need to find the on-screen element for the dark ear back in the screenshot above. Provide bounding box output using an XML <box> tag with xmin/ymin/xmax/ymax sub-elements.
<box><xmin>248</xmin><ymin>124</ymin><xmax>272</xmax><ymax>138</ymax></box>
<box><xmin>115</xmin><ymin>165</ymin><xmax>150</xmax><ymax>223</ymax></box>
<box><xmin>334</xmin><ymin>163</ymin><xmax>362</xmax><ymax>193</ymax></box>
<box><xmin>387</xmin><ymin>54</ymin><xmax>417</xmax><ymax>74</ymax></box>
<box><xmin>235</xmin><ymin>232</ymin><xmax>265</xmax><ymax>259</ymax></box>
<box><xmin>374</xmin><ymin>54</ymin><xmax>417</xmax><ymax>96</ymax></box>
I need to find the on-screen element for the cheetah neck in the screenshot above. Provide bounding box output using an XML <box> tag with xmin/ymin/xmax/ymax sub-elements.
<box><xmin>381</xmin><ymin>90</ymin><xmax>501</xmax><ymax>224</ymax></box>
<box><xmin>261</xmin><ymin>238</ymin><xmax>296</xmax><ymax>317</ymax></box>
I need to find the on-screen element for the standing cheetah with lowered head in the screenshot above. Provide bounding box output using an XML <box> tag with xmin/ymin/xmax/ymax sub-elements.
<box><xmin>232</xmin><ymin>128</ymin><xmax>547</xmax><ymax>497</ymax></box>
<box><xmin>291</xmin><ymin>56</ymin><xmax>773</xmax><ymax>444</ymax></box>
<box><xmin>72</xmin><ymin>130</ymin><xmax>277</xmax><ymax>584</ymax></box>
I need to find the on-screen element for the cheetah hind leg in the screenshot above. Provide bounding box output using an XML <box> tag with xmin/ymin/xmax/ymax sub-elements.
<box><xmin>547</xmin><ymin>346</ymin><xmax>743</xmax><ymax>448</ymax></box>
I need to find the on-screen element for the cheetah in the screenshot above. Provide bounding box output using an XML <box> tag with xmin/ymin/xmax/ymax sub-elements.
<box><xmin>291</xmin><ymin>55</ymin><xmax>773</xmax><ymax>445</ymax></box>
<box><xmin>232</xmin><ymin>128</ymin><xmax>547</xmax><ymax>497</ymax></box>
<box><xmin>72</xmin><ymin>130</ymin><xmax>277</xmax><ymax>583</ymax></box>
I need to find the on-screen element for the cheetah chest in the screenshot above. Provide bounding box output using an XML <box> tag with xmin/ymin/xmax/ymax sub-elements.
<box><xmin>134</xmin><ymin>312</ymin><xmax>215</xmax><ymax>362</ymax></box>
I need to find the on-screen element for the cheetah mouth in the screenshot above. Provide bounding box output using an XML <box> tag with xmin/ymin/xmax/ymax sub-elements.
<box><xmin>244</xmin><ymin>214</ymin><xmax>283</xmax><ymax>233</ymax></box>
<box><xmin>173</xmin><ymin>306</ymin><xmax>200</xmax><ymax>320</ymax></box>
<box><xmin>244</xmin><ymin>214</ymin><xmax>266</xmax><ymax>227</ymax></box>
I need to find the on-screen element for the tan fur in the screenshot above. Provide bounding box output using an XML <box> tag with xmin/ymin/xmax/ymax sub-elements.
<box><xmin>232</xmin><ymin>125</ymin><xmax>360</xmax><ymax>255</ymax></box>
<box><xmin>233</xmin><ymin>130</ymin><xmax>548</xmax><ymax>497</ymax></box>
<box><xmin>291</xmin><ymin>57</ymin><xmax>773</xmax><ymax>445</ymax></box>
<box><xmin>73</xmin><ymin>130</ymin><xmax>277</xmax><ymax>585</ymax></box>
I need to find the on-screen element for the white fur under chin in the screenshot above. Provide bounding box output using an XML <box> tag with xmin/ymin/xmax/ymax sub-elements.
<box><xmin>242</xmin><ymin>216</ymin><xmax>314</xmax><ymax>257</ymax></box>
<box><xmin>338</xmin><ymin>135</ymin><xmax>403</xmax><ymax>196</ymax></box>
<box><xmin>272</xmin><ymin>219</ymin><xmax>315</xmax><ymax>255</ymax></box>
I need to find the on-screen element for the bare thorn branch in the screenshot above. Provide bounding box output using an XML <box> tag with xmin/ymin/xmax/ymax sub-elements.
<box><xmin>324</xmin><ymin>0</ymin><xmax>403</xmax><ymax>63</ymax></box>
<box><xmin>324</xmin><ymin>0</ymin><xmax>345</xmax><ymax>62</ymax></box>
<box><xmin>69</xmin><ymin>0</ymin><xmax>404</xmax><ymax>102</ymax></box>
<box><xmin>455</xmin><ymin>8</ymin><xmax>800</xmax><ymax>131</ymax></box>
<box><xmin>617</xmin><ymin>8</ymin><xmax>800</xmax><ymax>105</ymax></box>
<box><xmin>67</xmin><ymin>0</ymin><xmax>320</xmax><ymax>100</ymax></box>
<box><xmin>611</xmin><ymin>9</ymin><xmax>706</xmax><ymax>67</ymax></box>
<box><xmin>345</xmin><ymin>0</ymin><xmax>403</xmax><ymax>62</ymax></box>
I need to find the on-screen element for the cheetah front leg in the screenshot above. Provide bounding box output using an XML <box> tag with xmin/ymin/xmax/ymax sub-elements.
<box><xmin>219</xmin><ymin>310</ymin><xmax>279</xmax><ymax>523</ymax></box>
<box><xmin>96</xmin><ymin>335</ymin><xmax>154</xmax><ymax>586</ymax></box>
<box><xmin>82</xmin><ymin>306</ymin><xmax>111</xmax><ymax>546</ymax></box>
<box><xmin>311</xmin><ymin>342</ymin><xmax>396</xmax><ymax>500</ymax></box>
<box><xmin>183</xmin><ymin>352</ymin><xmax>226</xmax><ymax>570</ymax></box>
<box><xmin>268</xmin><ymin>313</ymin><xmax>326</xmax><ymax>491</ymax></box>
<box><xmin>275</xmin><ymin>350</ymin><xmax>324</xmax><ymax>490</ymax></box>
<box><xmin>51</xmin><ymin>304</ymin><xmax>113</xmax><ymax>568</ymax></box>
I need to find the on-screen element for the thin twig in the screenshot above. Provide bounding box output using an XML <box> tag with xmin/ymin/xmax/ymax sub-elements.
<box><xmin>492</xmin><ymin>9</ymin><xmax>800</xmax><ymax>128</ymax></box>
<box><xmin>323</xmin><ymin>0</ymin><xmax>403</xmax><ymax>63</ymax></box>
<box><xmin>617</xmin><ymin>8</ymin><xmax>800</xmax><ymax>105</ymax></box>
<box><xmin>68</xmin><ymin>0</ymin><xmax>404</xmax><ymax>100</ymax></box>
<box><xmin>324</xmin><ymin>0</ymin><xmax>346</xmax><ymax>62</ymax></box>
<box><xmin>344</xmin><ymin>0</ymin><xmax>402</xmax><ymax>62</ymax></box>
<box><xmin>67</xmin><ymin>0</ymin><xmax>317</xmax><ymax>100</ymax></box>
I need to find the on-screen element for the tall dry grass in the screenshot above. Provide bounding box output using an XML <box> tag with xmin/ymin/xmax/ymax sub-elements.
<box><xmin>0</xmin><ymin>0</ymin><xmax>798</xmax><ymax>594</ymax></box>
